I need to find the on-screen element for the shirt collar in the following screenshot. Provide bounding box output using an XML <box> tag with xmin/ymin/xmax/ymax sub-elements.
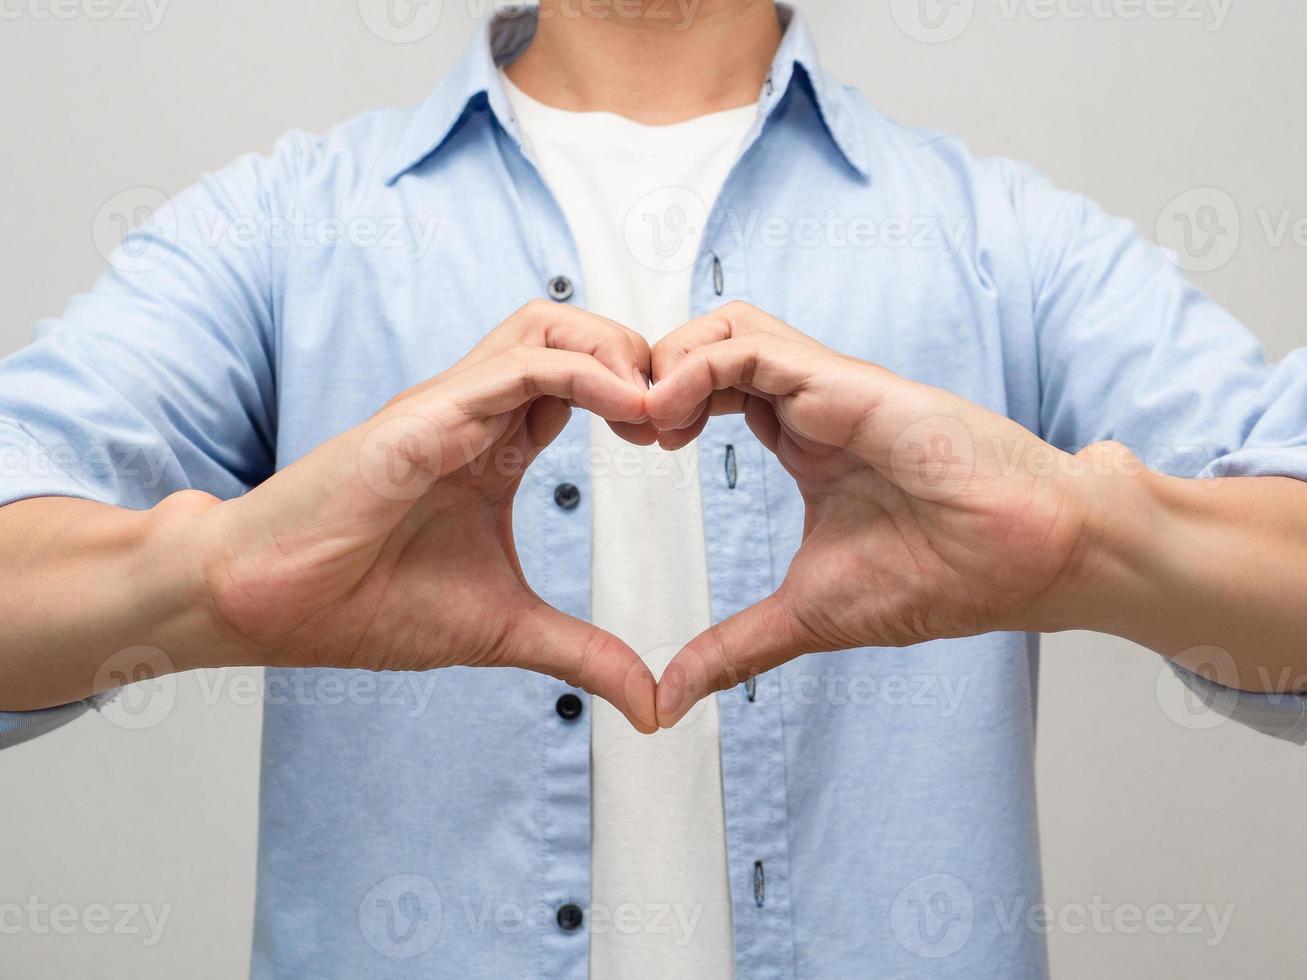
<box><xmin>380</xmin><ymin>4</ymin><xmax>869</xmax><ymax>185</ymax></box>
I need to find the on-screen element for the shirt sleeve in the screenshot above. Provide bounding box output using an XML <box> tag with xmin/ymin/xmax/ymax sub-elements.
<box><xmin>1008</xmin><ymin>162</ymin><xmax>1307</xmax><ymax>742</ymax></box>
<box><xmin>0</xmin><ymin>133</ymin><xmax>312</xmax><ymax>749</ymax></box>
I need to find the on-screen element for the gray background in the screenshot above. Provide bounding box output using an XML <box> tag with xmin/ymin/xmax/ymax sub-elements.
<box><xmin>1</xmin><ymin>1</ymin><xmax>1303</xmax><ymax>976</ymax></box>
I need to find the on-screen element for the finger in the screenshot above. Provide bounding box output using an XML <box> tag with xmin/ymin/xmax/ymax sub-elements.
<box><xmin>646</xmin><ymin>334</ymin><xmax>817</xmax><ymax>432</ymax></box>
<box><xmin>655</xmin><ymin>594</ymin><xmax>811</xmax><ymax>729</ymax></box>
<box><xmin>651</xmin><ymin>301</ymin><xmax>821</xmax><ymax>381</ymax></box>
<box><xmin>363</xmin><ymin>349</ymin><xmax>647</xmax><ymax>500</ymax></box>
<box><xmin>455</xmin><ymin>346</ymin><xmax>648</xmax><ymax>427</ymax></box>
<box><xmin>608</xmin><ymin>420</ymin><xmax>660</xmax><ymax>446</ymax></box>
<box><xmin>743</xmin><ymin>395</ymin><xmax>781</xmax><ymax>453</ymax></box>
<box><xmin>492</xmin><ymin>301</ymin><xmax>652</xmax><ymax>388</ymax></box>
<box><xmin>504</xmin><ymin>304</ymin><xmax>658</xmax><ymax>445</ymax></box>
<box><xmin>655</xmin><ymin>406</ymin><xmax>710</xmax><ymax>451</ymax></box>
<box><xmin>653</xmin><ymin>385</ymin><xmax>759</xmax><ymax>450</ymax></box>
<box><xmin>506</xmin><ymin>602</ymin><xmax>659</xmax><ymax>734</ymax></box>
<box><xmin>524</xmin><ymin>396</ymin><xmax>572</xmax><ymax>453</ymax></box>
<box><xmin>385</xmin><ymin>305</ymin><xmax>650</xmax><ymax>418</ymax></box>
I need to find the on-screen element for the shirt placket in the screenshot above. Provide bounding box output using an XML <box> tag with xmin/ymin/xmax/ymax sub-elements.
<box><xmin>495</xmin><ymin>124</ymin><xmax>596</xmax><ymax>980</ymax></box>
<box><xmin>694</xmin><ymin>233</ymin><xmax>798</xmax><ymax>980</ymax></box>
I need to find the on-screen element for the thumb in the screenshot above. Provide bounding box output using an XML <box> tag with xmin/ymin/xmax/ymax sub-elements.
<box><xmin>504</xmin><ymin>603</ymin><xmax>658</xmax><ymax>734</ymax></box>
<box><xmin>655</xmin><ymin>594</ymin><xmax>809</xmax><ymax>729</ymax></box>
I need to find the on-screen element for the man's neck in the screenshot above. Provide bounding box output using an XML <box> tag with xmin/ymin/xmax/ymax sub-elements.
<box><xmin>504</xmin><ymin>0</ymin><xmax>783</xmax><ymax>124</ymax></box>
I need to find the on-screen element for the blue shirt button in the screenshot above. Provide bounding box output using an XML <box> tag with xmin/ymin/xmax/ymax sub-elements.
<box><xmin>555</xmin><ymin>694</ymin><xmax>583</xmax><ymax>720</ymax></box>
<box><xmin>557</xmin><ymin>904</ymin><xmax>584</xmax><ymax>931</ymax></box>
<box><xmin>547</xmin><ymin>275</ymin><xmax>574</xmax><ymax>302</ymax></box>
<box><xmin>554</xmin><ymin>483</ymin><xmax>581</xmax><ymax>510</ymax></box>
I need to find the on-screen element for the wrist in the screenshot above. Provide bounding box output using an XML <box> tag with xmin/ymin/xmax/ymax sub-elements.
<box><xmin>136</xmin><ymin>490</ymin><xmax>263</xmax><ymax>673</ymax></box>
<box><xmin>1031</xmin><ymin>442</ymin><xmax>1172</xmax><ymax>637</ymax></box>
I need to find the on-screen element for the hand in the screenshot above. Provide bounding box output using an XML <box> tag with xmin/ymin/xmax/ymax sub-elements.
<box><xmin>645</xmin><ymin>302</ymin><xmax>1110</xmax><ymax>727</ymax></box>
<box><xmin>195</xmin><ymin>301</ymin><xmax>661</xmax><ymax>732</ymax></box>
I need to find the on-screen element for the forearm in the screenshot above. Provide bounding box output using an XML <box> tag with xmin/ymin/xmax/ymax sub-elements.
<box><xmin>1060</xmin><ymin>465</ymin><xmax>1307</xmax><ymax>694</ymax></box>
<box><xmin>0</xmin><ymin>492</ymin><xmax>246</xmax><ymax>712</ymax></box>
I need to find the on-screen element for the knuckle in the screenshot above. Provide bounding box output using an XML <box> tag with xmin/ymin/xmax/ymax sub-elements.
<box><xmin>503</xmin><ymin>345</ymin><xmax>539</xmax><ymax>383</ymax></box>
<box><xmin>511</xmin><ymin>299</ymin><xmax>554</xmax><ymax>338</ymax></box>
<box><xmin>719</xmin><ymin>299</ymin><xmax>758</xmax><ymax>320</ymax></box>
<box><xmin>569</xmin><ymin>629</ymin><xmax>609</xmax><ymax>693</ymax></box>
<box><xmin>520</xmin><ymin>297</ymin><xmax>554</xmax><ymax>320</ymax></box>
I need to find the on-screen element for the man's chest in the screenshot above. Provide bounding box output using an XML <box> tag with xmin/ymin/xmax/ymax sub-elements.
<box><xmin>268</xmin><ymin>165</ymin><xmax>1035</xmax><ymax>468</ymax></box>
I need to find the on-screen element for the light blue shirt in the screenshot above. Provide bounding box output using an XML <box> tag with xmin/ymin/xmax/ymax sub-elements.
<box><xmin>3</xmin><ymin>7</ymin><xmax>1306</xmax><ymax>978</ymax></box>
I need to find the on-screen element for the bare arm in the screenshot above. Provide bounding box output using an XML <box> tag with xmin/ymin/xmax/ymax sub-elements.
<box><xmin>1072</xmin><ymin>467</ymin><xmax>1307</xmax><ymax>695</ymax></box>
<box><xmin>0</xmin><ymin>492</ymin><xmax>234</xmax><ymax>712</ymax></box>
<box><xmin>0</xmin><ymin>304</ymin><xmax>662</xmax><ymax>732</ymax></box>
<box><xmin>642</xmin><ymin>304</ymin><xmax>1307</xmax><ymax>725</ymax></box>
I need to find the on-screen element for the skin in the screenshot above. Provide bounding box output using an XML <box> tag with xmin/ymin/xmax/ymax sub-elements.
<box><xmin>505</xmin><ymin>0</ymin><xmax>782</xmax><ymax>123</ymax></box>
<box><xmin>0</xmin><ymin>304</ymin><xmax>663</xmax><ymax>733</ymax></box>
<box><xmin>4</xmin><ymin>1</ymin><xmax>1307</xmax><ymax>735</ymax></box>
<box><xmin>644</xmin><ymin>304</ymin><xmax>1307</xmax><ymax>726</ymax></box>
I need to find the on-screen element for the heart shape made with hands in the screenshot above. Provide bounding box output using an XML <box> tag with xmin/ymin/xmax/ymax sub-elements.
<box><xmin>209</xmin><ymin>299</ymin><xmax>1093</xmax><ymax>735</ymax></box>
<box><xmin>639</xmin><ymin>302</ymin><xmax>1094</xmax><ymax>730</ymax></box>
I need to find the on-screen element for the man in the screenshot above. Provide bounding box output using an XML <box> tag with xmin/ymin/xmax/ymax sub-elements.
<box><xmin>2</xmin><ymin>1</ymin><xmax>1306</xmax><ymax>977</ymax></box>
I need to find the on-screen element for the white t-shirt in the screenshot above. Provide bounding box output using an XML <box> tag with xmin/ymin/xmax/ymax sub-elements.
<box><xmin>502</xmin><ymin>72</ymin><xmax>755</xmax><ymax>980</ymax></box>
